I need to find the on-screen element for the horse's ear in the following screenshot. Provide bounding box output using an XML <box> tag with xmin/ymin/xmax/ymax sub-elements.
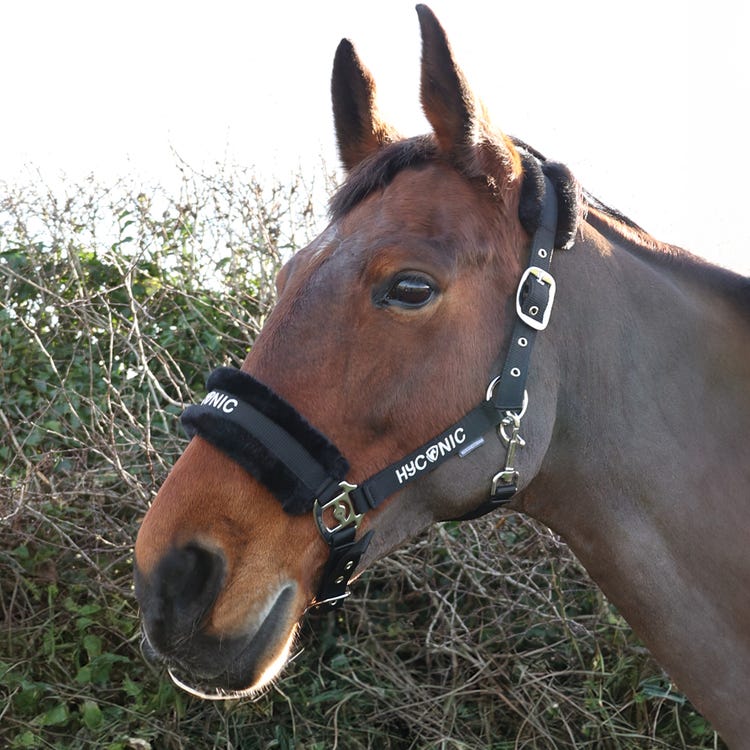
<box><xmin>332</xmin><ymin>39</ymin><xmax>399</xmax><ymax>173</ymax></box>
<box><xmin>416</xmin><ymin>4</ymin><xmax>520</xmax><ymax>184</ymax></box>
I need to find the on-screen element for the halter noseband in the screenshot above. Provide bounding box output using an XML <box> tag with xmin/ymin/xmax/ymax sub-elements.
<box><xmin>181</xmin><ymin>175</ymin><xmax>559</xmax><ymax>607</ymax></box>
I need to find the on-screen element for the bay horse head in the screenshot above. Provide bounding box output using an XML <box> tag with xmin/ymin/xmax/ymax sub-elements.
<box><xmin>133</xmin><ymin>5</ymin><xmax>750</xmax><ymax>745</ymax></box>
<box><xmin>135</xmin><ymin>4</ymin><xmax>567</xmax><ymax>696</ymax></box>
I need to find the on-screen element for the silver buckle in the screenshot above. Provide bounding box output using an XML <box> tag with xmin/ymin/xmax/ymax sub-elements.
<box><xmin>516</xmin><ymin>266</ymin><xmax>556</xmax><ymax>331</ymax></box>
<box><xmin>313</xmin><ymin>481</ymin><xmax>363</xmax><ymax>535</ymax></box>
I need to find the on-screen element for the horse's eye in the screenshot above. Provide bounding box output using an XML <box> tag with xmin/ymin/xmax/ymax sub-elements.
<box><xmin>382</xmin><ymin>275</ymin><xmax>437</xmax><ymax>309</ymax></box>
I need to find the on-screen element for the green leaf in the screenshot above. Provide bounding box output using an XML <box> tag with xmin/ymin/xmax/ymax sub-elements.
<box><xmin>637</xmin><ymin>676</ymin><xmax>687</xmax><ymax>705</ymax></box>
<box><xmin>35</xmin><ymin>702</ymin><xmax>69</xmax><ymax>727</ymax></box>
<box><xmin>75</xmin><ymin>665</ymin><xmax>92</xmax><ymax>684</ymax></box>
<box><xmin>13</xmin><ymin>682</ymin><xmax>43</xmax><ymax>715</ymax></box>
<box><xmin>76</xmin><ymin>616</ymin><xmax>96</xmax><ymax>631</ymax></box>
<box><xmin>76</xmin><ymin>603</ymin><xmax>103</xmax><ymax>616</ymax></box>
<box><xmin>83</xmin><ymin>633</ymin><xmax>102</xmax><ymax>659</ymax></box>
<box><xmin>122</xmin><ymin>675</ymin><xmax>143</xmax><ymax>698</ymax></box>
<box><xmin>12</xmin><ymin>730</ymin><xmax>41</xmax><ymax>748</ymax></box>
<box><xmin>80</xmin><ymin>699</ymin><xmax>103</xmax><ymax>729</ymax></box>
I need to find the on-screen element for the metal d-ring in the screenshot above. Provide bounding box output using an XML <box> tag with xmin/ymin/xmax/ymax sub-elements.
<box><xmin>513</xmin><ymin>389</ymin><xmax>529</xmax><ymax>421</ymax></box>
<box><xmin>485</xmin><ymin>375</ymin><xmax>502</xmax><ymax>401</ymax></box>
<box><xmin>486</xmin><ymin>376</ymin><xmax>529</xmax><ymax>420</ymax></box>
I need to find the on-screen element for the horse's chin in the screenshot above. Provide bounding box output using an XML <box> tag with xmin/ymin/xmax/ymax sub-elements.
<box><xmin>141</xmin><ymin>625</ymin><xmax>298</xmax><ymax>700</ymax></box>
<box><xmin>165</xmin><ymin>629</ymin><xmax>298</xmax><ymax>700</ymax></box>
<box><xmin>139</xmin><ymin>583</ymin><xmax>300</xmax><ymax>700</ymax></box>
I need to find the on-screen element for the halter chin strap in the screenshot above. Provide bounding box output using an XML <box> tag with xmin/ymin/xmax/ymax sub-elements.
<box><xmin>181</xmin><ymin>176</ymin><xmax>559</xmax><ymax>608</ymax></box>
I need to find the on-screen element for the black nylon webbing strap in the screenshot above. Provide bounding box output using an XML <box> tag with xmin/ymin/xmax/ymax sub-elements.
<box><xmin>314</xmin><ymin>525</ymin><xmax>374</xmax><ymax>606</ymax></box>
<box><xmin>451</xmin><ymin>482</ymin><xmax>518</xmax><ymax>521</ymax></box>
<box><xmin>491</xmin><ymin>175</ymin><xmax>558</xmax><ymax>413</ymax></box>
<box><xmin>349</xmin><ymin>400</ymin><xmax>501</xmax><ymax>514</ymax></box>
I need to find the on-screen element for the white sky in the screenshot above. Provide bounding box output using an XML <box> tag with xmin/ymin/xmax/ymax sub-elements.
<box><xmin>2</xmin><ymin>1</ymin><xmax>749</xmax><ymax>274</ymax></box>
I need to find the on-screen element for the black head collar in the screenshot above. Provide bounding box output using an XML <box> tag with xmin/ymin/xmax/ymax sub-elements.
<box><xmin>181</xmin><ymin>173</ymin><xmax>562</xmax><ymax>607</ymax></box>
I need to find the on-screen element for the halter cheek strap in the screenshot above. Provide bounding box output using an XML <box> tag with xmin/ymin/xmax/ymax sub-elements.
<box><xmin>180</xmin><ymin>175</ymin><xmax>559</xmax><ymax>608</ymax></box>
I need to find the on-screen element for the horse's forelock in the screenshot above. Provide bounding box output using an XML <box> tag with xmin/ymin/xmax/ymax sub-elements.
<box><xmin>329</xmin><ymin>132</ymin><xmax>584</xmax><ymax>255</ymax></box>
<box><xmin>328</xmin><ymin>136</ymin><xmax>437</xmax><ymax>221</ymax></box>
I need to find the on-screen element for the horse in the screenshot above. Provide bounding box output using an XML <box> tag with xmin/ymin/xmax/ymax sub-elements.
<box><xmin>133</xmin><ymin>5</ymin><xmax>750</xmax><ymax>746</ymax></box>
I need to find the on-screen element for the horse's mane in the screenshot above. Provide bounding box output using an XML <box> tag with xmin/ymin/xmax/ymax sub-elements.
<box><xmin>329</xmin><ymin>136</ymin><xmax>750</xmax><ymax>308</ymax></box>
<box><xmin>586</xmin><ymin>206</ymin><xmax>750</xmax><ymax>312</ymax></box>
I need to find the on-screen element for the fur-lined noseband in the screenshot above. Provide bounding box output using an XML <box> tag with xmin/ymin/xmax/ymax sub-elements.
<box><xmin>181</xmin><ymin>367</ymin><xmax>349</xmax><ymax>515</ymax></box>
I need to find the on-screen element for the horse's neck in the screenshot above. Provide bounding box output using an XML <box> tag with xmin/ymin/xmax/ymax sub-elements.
<box><xmin>524</xmin><ymin>219</ymin><xmax>750</xmax><ymax>744</ymax></box>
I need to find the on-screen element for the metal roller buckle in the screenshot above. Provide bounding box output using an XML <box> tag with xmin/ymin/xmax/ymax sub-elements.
<box><xmin>313</xmin><ymin>481</ymin><xmax>363</xmax><ymax>536</ymax></box>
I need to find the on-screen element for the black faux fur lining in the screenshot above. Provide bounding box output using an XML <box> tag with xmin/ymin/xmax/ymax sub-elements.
<box><xmin>544</xmin><ymin>161</ymin><xmax>584</xmax><ymax>251</ymax></box>
<box><xmin>513</xmin><ymin>138</ymin><xmax>584</xmax><ymax>251</ymax></box>
<box><xmin>517</xmin><ymin>151</ymin><xmax>546</xmax><ymax>239</ymax></box>
<box><xmin>181</xmin><ymin>368</ymin><xmax>350</xmax><ymax>515</ymax></box>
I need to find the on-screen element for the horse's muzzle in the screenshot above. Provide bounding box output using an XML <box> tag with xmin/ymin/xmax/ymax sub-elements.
<box><xmin>135</xmin><ymin>544</ymin><xmax>299</xmax><ymax>698</ymax></box>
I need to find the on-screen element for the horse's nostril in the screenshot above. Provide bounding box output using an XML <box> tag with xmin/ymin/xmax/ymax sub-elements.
<box><xmin>140</xmin><ymin>543</ymin><xmax>225</xmax><ymax>650</ymax></box>
<box><xmin>160</xmin><ymin>545</ymin><xmax>221</xmax><ymax>609</ymax></box>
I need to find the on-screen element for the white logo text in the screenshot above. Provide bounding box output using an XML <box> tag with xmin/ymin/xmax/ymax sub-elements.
<box><xmin>395</xmin><ymin>427</ymin><xmax>466</xmax><ymax>484</ymax></box>
<box><xmin>201</xmin><ymin>390</ymin><xmax>238</xmax><ymax>414</ymax></box>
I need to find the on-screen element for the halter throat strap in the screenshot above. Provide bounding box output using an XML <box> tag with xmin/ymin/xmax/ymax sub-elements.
<box><xmin>181</xmin><ymin>175</ymin><xmax>559</xmax><ymax>607</ymax></box>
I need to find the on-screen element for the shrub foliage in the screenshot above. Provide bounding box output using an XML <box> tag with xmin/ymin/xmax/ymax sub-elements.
<box><xmin>0</xmin><ymin>167</ymin><xmax>723</xmax><ymax>749</ymax></box>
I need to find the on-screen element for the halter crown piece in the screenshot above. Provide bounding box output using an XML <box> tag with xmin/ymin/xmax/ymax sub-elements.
<box><xmin>181</xmin><ymin>175</ymin><xmax>560</xmax><ymax>607</ymax></box>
